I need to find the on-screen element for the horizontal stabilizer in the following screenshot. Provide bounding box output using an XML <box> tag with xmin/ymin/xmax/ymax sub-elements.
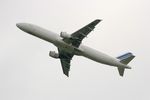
<box><xmin>118</xmin><ymin>67</ymin><xmax>125</xmax><ymax>76</ymax></box>
<box><xmin>117</xmin><ymin>52</ymin><xmax>135</xmax><ymax>76</ymax></box>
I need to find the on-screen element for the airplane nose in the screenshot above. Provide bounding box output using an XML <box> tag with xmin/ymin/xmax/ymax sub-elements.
<box><xmin>16</xmin><ymin>23</ymin><xmax>24</xmax><ymax>29</ymax></box>
<box><xmin>16</xmin><ymin>23</ymin><xmax>35</xmax><ymax>34</ymax></box>
<box><xmin>16</xmin><ymin>23</ymin><xmax>30</xmax><ymax>32</ymax></box>
<box><xmin>16</xmin><ymin>23</ymin><xmax>19</xmax><ymax>27</ymax></box>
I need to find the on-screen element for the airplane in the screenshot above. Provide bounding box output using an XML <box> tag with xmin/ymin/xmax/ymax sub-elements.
<box><xmin>16</xmin><ymin>19</ymin><xmax>135</xmax><ymax>77</ymax></box>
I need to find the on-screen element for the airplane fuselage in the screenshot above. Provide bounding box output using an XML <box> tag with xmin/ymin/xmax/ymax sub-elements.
<box><xmin>16</xmin><ymin>23</ymin><xmax>131</xmax><ymax>70</ymax></box>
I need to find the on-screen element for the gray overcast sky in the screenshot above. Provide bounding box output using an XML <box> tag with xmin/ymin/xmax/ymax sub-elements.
<box><xmin>0</xmin><ymin>0</ymin><xmax>150</xmax><ymax>100</ymax></box>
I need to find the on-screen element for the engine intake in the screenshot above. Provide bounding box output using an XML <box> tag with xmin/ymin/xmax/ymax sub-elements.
<box><xmin>49</xmin><ymin>51</ymin><xmax>59</xmax><ymax>59</ymax></box>
<box><xmin>60</xmin><ymin>32</ymin><xmax>71</xmax><ymax>38</ymax></box>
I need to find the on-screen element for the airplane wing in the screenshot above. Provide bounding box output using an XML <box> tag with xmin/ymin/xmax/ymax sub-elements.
<box><xmin>63</xmin><ymin>19</ymin><xmax>101</xmax><ymax>47</ymax></box>
<box><xmin>59</xmin><ymin>19</ymin><xmax>101</xmax><ymax>76</ymax></box>
<box><xmin>58</xmin><ymin>48</ymin><xmax>74</xmax><ymax>76</ymax></box>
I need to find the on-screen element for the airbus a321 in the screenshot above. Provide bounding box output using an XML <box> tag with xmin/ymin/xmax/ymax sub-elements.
<box><xmin>16</xmin><ymin>19</ymin><xmax>135</xmax><ymax>77</ymax></box>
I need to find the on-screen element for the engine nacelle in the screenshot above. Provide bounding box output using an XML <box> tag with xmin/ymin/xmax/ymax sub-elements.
<box><xmin>49</xmin><ymin>51</ymin><xmax>59</xmax><ymax>59</ymax></box>
<box><xmin>60</xmin><ymin>32</ymin><xmax>71</xmax><ymax>38</ymax></box>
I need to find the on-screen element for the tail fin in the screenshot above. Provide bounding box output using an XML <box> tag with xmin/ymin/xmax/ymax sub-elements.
<box><xmin>117</xmin><ymin>52</ymin><xmax>135</xmax><ymax>76</ymax></box>
<box><xmin>117</xmin><ymin>52</ymin><xmax>135</xmax><ymax>65</ymax></box>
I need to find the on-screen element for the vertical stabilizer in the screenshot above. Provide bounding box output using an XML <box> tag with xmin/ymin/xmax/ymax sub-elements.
<box><xmin>117</xmin><ymin>52</ymin><xmax>135</xmax><ymax>76</ymax></box>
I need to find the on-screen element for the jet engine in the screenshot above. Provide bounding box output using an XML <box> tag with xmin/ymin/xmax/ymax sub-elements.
<box><xmin>60</xmin><ymin>32</ymin><xmax>71</xmax><ymax>38</ymax></box>
<box><xmin>49</xmin><ymin>51</ymin><xmax>59</xmax><ymax>59</ymax></box>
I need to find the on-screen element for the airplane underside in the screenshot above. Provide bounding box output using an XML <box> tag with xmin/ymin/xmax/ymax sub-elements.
<box><xmin>16</xmin><ymin>19</ymin><xmax>135</xmax><ymax>77</ymax></box>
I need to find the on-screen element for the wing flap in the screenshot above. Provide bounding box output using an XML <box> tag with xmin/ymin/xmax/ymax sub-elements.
<box><xmin>63</xmin><ymin>19</ymin><xmax>101</xmax><ymax>47</ymax></box>
<box><xmin>58</xmin><ymin>48</ymin><xmax>74</xmax><ymax>77</ymax></box>
<box><xmin>71</xmin><ymin>19</ymin><xmax>101</xmax><ymax>47</ymax></box>
<box><xmin>60</xmin><ymin>59</ymin><xmax>70</xmax><ymax>76</ymax></box>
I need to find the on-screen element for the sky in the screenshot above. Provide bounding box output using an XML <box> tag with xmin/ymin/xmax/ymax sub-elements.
<box><xmin>0</xmin><ymin>0</ymin><xmax>150</xmax><ymax>100</ymax></box>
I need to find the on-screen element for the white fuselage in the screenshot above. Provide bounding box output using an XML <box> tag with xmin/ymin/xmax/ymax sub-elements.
<box><xmin>16</xmin><ymin>23</ymin><xmax>131</xmax><ymax>69</ymax></box>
